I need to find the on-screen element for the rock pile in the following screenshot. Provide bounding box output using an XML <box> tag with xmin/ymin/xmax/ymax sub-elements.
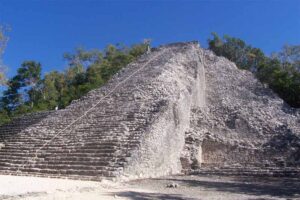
<box><xmin>181</xmin><ymin>48</ymin><xmax>300</xmax><ymax>174</ymax></box>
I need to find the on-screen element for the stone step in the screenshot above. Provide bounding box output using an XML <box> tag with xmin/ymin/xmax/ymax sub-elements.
<box><xmin>2</xmin><ymin>135</ymin><xmax>139</xmax><ymax>143</ymax></box>
<box><xmin>0</xmin><ymin>155</ymin><xmax>124</xmax><ymax>163</ymax></box>
<box><xmin>0</xmin><ymin>161</ymin><xmax>124</xmax><ymax>170</ymax></box>
<box><xmin>1</xmin><ymin>142</ymin><xmax>140</xmax><ymax>150</ymax></box>
<box><xmin>198</xmin><ymin>169</ymin><xmax>300</xmax><ymax>173</ymax></box>
<box><xmin>4</xmin><ymin>136</ymin><xmax>141</xmax><ymax>142</ymax></box>
<box><xmin>4</xmin><ymin>135</ymin><xmax>140</xmax><ymax>140</ymax></box>
<box><xmin>1</xmin><ymin>143</ymin><xmax>139</xmax><ymax>152</ymax></box>
<box><xmin>0</xmin><ymin>170</ymin><xmax>108</xmax><ymax>181</ymax></box>
<box><xmin>0</xmin><ymin>147</ymin><xmax>118</xmax><ymax>154</ymax></box>
<box><xmin>200</xmin><ymin>166</ymin><xmax>300</xmax><ymax>171</ymax></box>
<box><xmin>0</xmin><ymin>151</ymin><xmax>119</xmax><ymax>158</ymax></box>
<box><xmin>2</xmin><ymin>144</ymin><xmax>119</xmax><ymax>150</ymax></box>
<box><xmin>192</xmin><ymin>168</ymin><xmax>300</xmax><ymax>177</ymax></box>
<box><xmin>0</xmin><ymin>153</ymin><xmax>130</xmax><ymax>162</ymax></box>
<box><xmin>197</xmin><ymin>171</ymin><xmax>300</xmax><ymax>177</ymax></box>
<box><xmin>0</xmin><ymin>166</ymin><xmax>119</xmax><ymax>177</ymax></box>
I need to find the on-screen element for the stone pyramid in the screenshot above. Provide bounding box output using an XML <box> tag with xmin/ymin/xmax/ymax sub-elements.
<box><xmin>0</xmin><ymin>42</ymin><xmax>299</xmax><ymax>180</ymax></box>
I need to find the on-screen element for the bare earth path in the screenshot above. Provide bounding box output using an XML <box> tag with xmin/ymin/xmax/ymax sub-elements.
<box><xmin>0</xmin><ymin>174</ymin><xmax>299</xmax><ymax>200</ymax></box>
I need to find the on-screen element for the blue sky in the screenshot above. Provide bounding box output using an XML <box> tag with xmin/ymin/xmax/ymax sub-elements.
<box><xmin>0</xmin><ymin>0</ymin><xmax>299</xmax><ymax>78</ymax></box>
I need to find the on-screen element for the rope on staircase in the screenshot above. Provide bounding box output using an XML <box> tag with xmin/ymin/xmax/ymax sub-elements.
<box><xmin>17</xmin><ymin>48</ymin><xmax>167</xmax><ymax>172</ymax></box>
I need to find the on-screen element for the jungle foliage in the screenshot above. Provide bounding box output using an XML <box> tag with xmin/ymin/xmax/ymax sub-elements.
<box><xmin>0</xmin><ymin>42</ymin><xmax>149</xmax><ymax>124</ymax></box>
<box><xmin>0</xmin><ymin>32</ymin><xmax>299</xmax><ymax>126</ymax></box>
<box><xmin>208</xmin><ymin>33</ymin><xmax>300</xmax><ymax>108</ymax></box>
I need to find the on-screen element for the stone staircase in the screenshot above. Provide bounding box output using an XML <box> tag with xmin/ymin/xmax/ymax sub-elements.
<box><xmin>0</xmin><ymin>42</ymin><xmax>199</xmax><ymax>180</ymax></box>
<box><xmin>0</xmin><ymin>111</ymin><xmax>52</xmax><ymax>140</ymax></box>
<box><xmin>0</xmin><ymin>92</ymin><xmax>162</xmax><ymax>180</ymax></box>
<box><xmin>191</xmin><ymin>166</ymin><xmax>300</xmax><ymax>177</ymax></box>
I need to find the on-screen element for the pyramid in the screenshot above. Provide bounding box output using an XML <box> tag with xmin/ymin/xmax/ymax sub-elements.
<box><xmin>0</xmin><ymin>42</ymin><xmax>299</xmax><ymax>180</ymax></box>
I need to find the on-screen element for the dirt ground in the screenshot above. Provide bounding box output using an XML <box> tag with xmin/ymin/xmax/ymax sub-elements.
<box><xmin>0</xmin><ymin>174</ymin><xmax>299</xmax><ymax>200</ymax></box>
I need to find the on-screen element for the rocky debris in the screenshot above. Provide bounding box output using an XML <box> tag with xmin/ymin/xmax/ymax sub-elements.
<box><xmin>182</xmin><ymin>47</ymin><xmax>300</xmax><ymax>174</ymax></box>
<box><xmin>166</xmin><ymin>182</ymin><xmax>179</xmax><ymax>188</ymax></box>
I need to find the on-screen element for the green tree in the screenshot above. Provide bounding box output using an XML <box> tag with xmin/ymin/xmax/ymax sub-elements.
<box><xmin>0</xmin><ymin>108</ymin><xmax>10</xmax><ymax>125</ymax></box>
<box><xmin>2</xmin><ymin>75</ymin><xmax>23</xmax><ymax>112</ymax></box>
<box><xmin>207</xmin><ymin>32</ymin><xmax>223</xmax><ymax>56</ymax></box>
<box><xmin>38</xmin><ymin>71</ymin><xmax>62</xmax><ymax>109</ymax></box>
<box><xmin>17</xmin><ymin>61</ymin><xmax>42</xmax><ymax>108</ymax></box>
<box><xmin>272</xmin><ymin>44</ymin><xmax>300</xmax><ymax>71</ymax></box>
<box><xmin>208</xmin><ymin>33</ymin><xmax>300</xmax><ymax>108</ymax></box>
<box><xmin>0</xmin><ymin>41</ymin><xmax>150</xmax><ymax>124</ymax></box>
<box><xmin>2</xmin><ymin>61</ymin><xmax>42</xmax><ymax>115</ymax></box>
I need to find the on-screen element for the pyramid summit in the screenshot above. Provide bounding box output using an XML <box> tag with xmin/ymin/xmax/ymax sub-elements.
<box><xmin>0</xmin><ymin>42</ymin><xmax>299</xmax><ymax>180</ymax></box>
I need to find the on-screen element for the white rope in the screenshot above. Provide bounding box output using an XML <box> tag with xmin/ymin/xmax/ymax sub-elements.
<box><xmin>17</xmin><ymin>49</ymin><xmax>166</xmax><ymax>171</ymax></box>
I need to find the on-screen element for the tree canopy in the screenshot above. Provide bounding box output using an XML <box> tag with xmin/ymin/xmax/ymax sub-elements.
<box><xmin>0</xmin><ymin>32</ymin><xmax>299</xmax><ymax>126</ymax></box>
<box><xmin>208</xmin><ymin>33</ymin><xmax>300</xmax><ymax>108</ymax></box>
<box><xmin>0</xmin><ymin>42</ymin><xmax>149</xmax><ymax>124</ymax></box>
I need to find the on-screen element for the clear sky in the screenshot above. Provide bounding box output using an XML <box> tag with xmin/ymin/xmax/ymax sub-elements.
<box><xmin>0</xmin><ymin>0</ymin><xmax>299</xmax><ymax>78</ymax></box>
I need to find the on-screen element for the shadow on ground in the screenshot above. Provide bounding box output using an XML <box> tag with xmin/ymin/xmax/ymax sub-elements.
<box><xmin>114</xmin><ymin>175</ymin><xmax>300</xmax><ymax>200</ymax></box>
<box><xmin>114</xmin><ymin>191</ymin><xmax>198</xmax><ymax>200</ymax></box>
<box><xmin>161</xmin><ymin>176</ymin><xmax>300</xmax><ymax>198</ymax></box>
<box><xmin>110</xmin><ymin>175</ymin><xmax>300</xmax><ymax>200</ymax></box>
<box><xmin>0</xmin><ymin>192</ymin><xmax>47</xmax><ymax>200</ymax></box>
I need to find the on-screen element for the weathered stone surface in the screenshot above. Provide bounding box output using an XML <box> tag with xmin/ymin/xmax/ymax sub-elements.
<box><xmin>183</xmin><ymin>49</ymin><xmax>300</xmax><ymax>172</ymax></box>
<box><xmin>0</xmin><ymin>42</ymin><xmax>299</xmax><ymax>180</ymax></box>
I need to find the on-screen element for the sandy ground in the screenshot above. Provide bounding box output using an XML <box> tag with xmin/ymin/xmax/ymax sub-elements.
<box><xmin>0</xmin><ymin>174</ymin><xmax>299</xmax><ymax>200</ymax></box>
